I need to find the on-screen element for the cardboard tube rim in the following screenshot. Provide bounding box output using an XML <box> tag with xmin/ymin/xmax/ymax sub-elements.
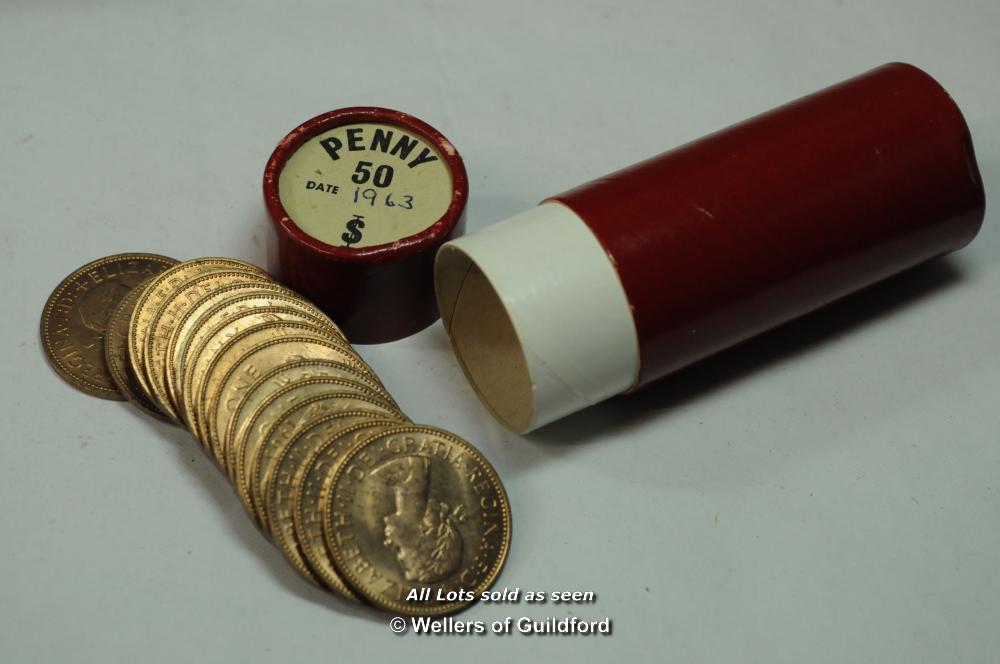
<box><xmin>435</xmin><ymin>203</ymin><xmax>640</xmax><ymax>432</ymax></box>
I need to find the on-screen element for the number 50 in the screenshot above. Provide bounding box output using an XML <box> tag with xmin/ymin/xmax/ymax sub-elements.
<box><xmin>351</xmin><ymin>161</ymin><xmax>394</xmax><ymax>187</ymax></box>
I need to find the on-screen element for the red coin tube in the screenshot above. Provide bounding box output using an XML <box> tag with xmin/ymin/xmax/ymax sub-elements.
<box><xmin>264</xmin><ymin>107</ymin><xmax>468</xmax><ymax>344</ymax></box>
<box><xmin>435</xmin><ymin>63</ymin><xmax>986</xmax><ymax>433</ymax></box>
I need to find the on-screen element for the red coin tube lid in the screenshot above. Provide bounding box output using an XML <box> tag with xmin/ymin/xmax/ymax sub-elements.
<box><xmin>264</xmin><ymin>107</ymin><xmax>468</xmax><ymax>344</ymax></box>
<box><xmin>435</xmin><ymin>63</ymin><xmax>986</xmax><ymax>433</ymax></box>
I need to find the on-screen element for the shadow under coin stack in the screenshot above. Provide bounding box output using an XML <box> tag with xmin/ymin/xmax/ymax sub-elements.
<box><xmin>42</xmin><ymin>253</ymin><xmax>511</xmax><ymax>616</ymax></box>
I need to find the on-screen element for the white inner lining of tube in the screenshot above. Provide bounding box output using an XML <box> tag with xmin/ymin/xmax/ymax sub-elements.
<box><xmin>435</xmin><ymin>202</ymin><xmax>640</xmax><ymax>433</ymax></box>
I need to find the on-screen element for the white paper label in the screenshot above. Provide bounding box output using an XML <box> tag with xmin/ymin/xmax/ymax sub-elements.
<box><xmin>277</xmin><ymin>122</ymin><xmax>453</xmax><ymax>249</ymax></box>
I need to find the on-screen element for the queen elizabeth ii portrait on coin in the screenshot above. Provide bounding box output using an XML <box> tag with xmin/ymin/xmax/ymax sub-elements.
<box><xmin>77</xmin><ymin>280</ymin><xmax>129</xmax><ymax>348</ymax></box>
<box><xmin>373</xmin><ymin>455</ymin><xmax>467</xmax><ymax>583</ymax></box>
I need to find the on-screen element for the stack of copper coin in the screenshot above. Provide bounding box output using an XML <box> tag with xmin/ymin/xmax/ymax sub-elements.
<box><xmin>41</xmin><ymin>253</ymin><xmax>511</xmax><ymax>615</ymax></box>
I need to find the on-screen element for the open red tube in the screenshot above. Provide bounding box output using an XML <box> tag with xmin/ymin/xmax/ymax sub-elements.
<box><xmin>435</xmin><ymin>63</ymin><xmax>986</xmax><ymax>432</ymax></box>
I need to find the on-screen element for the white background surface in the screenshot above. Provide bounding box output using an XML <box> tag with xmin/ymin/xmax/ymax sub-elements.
<box><xmin>2</xmin><ymin>1</ymin><xmax>998</xmax><ymax>662</ymax></box>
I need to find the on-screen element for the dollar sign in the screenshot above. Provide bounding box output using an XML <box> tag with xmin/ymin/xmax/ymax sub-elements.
<box><xmin>341</xmin><ymin>215</ymin><xmax>365</xmax><ymax>247</ymax></box>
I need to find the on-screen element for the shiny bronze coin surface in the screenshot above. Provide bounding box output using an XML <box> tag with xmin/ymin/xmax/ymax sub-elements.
<box><xmin>104</xmin><ymin>280</ymin><xmax>172</xmax><ymax>421</ymax></box>
<box><xmin>290</xmin><ymin>418</ymin><xmax>402</xmax><ymax>598</ymax></box>
<box><xmin>239</xmin><ymin>383</ymin><xmax>405</xmax><ymax>527</ymax></box>
<box><xmin>180</xmin><ymin>313</ymin><xmax>335</xmax><ymax>438</ymax></box>
<box><xmin>167</xmin><ymin>283</ymin><xmax>336</xmax><ymax>403</ymax></box>
<box><xmin>218</xmin><ymin>358</ymin><xmax>396</xmax><ymax>478</ymax></box>
<box><xmin>190</xmin><ymin>321</ymin><xmax>349</xmax><ymax>448</ymax></box>
<box><xmin>225</xmin><ymin>352</ymin><xmax>398</xmax><ymax>491</ymax></box>
<box><xmin>267</xmin><ymin>412</ymin><xmax>396</xmax><ymax>596</ymax></box>
<box><xmin>323</xmin><ymin>425</ymin><xmax>512</xmax><ymax>616</ymax></box>
<box><xmin>41</xmin><ymin>253</ymin><xmax>178</xmax><ymax>399</ymax></box>
<box><xmin>128</xmin><ymin>257</ymin><xmax>267</xmax><ymax>398</ymax></box>
<box><xmin>144</xmin><ymin>270</ymin><xmax>272</xmax><ymax>421</ymax></box>
<box><xmin>249</xmin><ymin>387</ymin><xmax>406</xmax><ymax>529</ymax></box>
<box><xmin>45</xmin><ymin>252</ymin><xmax>514</xmax><ymax>617</ymax></box>
<box><xmin>165</xmin><ymin>285</ymin><xmax>340</xmax><ymax>409</ymax></box>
